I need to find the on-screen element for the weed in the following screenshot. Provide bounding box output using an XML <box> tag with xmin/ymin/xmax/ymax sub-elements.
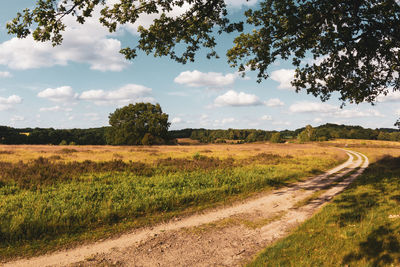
<box><xmin>0</xmin><ymin>150</ymin><xmax>14</xmax><ymax>154</ymax></box>
<box><xmin>112</xmin><ymin>153</ymin><xmax>124</xmax><ymax>160</ymax></box>
<box><xmin>157</xmin><ymin>155</ymin><xmax>235</xmax><ymax>172</ymax></box>
<box><xmin>47</xmin><ymin>155</ymin><xmax>62</xmax><ymax>161</ymax></box>
<box><xmin>57</xmin><ymin>148</ymin><xmax>78</xmax><ymax>154</ymax></box>
<box><xmin>0</xmin><ymin>157</ymin><xmax>154</xmax><ymax>189</ymax></box>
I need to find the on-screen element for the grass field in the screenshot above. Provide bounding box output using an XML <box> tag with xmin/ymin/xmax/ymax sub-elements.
<box><xmin>0</xmin><ymin>143</ymin><xmax>345</xmax><ymax>260</ymax></box>
<box><xmin>249</xmin><ymin>139</ymin><xmax>400</xmax><ymax>267</ymax></box>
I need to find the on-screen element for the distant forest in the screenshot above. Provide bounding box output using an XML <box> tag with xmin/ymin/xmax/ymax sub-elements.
<box><xmin>170</xmin><ymin>124</ymin><xmax>400</xmax><ymax>143</ymax></box>
<box><xmin>0</xmin><ymin>123</ymin><xmax>399</xmax><ymax>145</ymax></box>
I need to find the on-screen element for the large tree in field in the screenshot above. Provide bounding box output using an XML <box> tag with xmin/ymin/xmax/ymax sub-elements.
<box><xmin>106</xmin><ymin>102</ymin><xmax>170</xmax><ymax>145</ymax></box>
<box><xmin>7</xmin><ymin>0</ymin><xmax>400</xmax><ymax>124</ymax></box>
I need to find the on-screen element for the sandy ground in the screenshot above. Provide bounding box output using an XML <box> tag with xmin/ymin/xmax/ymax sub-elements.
<box><xmin>3</xmin><ymin>149</ymin><xmax>368</xmax><ymax>267</ymax></box>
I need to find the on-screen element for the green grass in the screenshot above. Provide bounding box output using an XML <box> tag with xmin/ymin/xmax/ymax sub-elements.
<box><xmin>248</xmin><ymin>155</ymin><xmax>400</xmax><ymax>267</ymax></box>
<box><xmin>0</xmin><ymin>152</ymin><xmax>342</xmax><ymax>261</ymax></box>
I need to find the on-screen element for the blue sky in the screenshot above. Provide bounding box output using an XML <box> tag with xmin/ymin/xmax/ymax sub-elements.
<box><xmin>0</xmin><ymin>1</ymin><xmax>399</xmax><ymax>131</ymax></box>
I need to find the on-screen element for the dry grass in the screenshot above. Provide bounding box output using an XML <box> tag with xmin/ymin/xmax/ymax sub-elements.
<box><xmin>321</xmin><ymin>139</ymin><xmax>400</xmax><ymax>163</ymax></box>
<box><xmin>0</xmin><ymin>142</ymin><xmax>346</xmax><ymax>260</ymax></box>
<box><xmin>323</xmin><ymin>139</ymin><xmax>400</xmax><ymax>149</ymax></box>
<box><xmin>0</xmin><ymin>143</ymin><xmax>346</xmax><ymax>164</ymax></box>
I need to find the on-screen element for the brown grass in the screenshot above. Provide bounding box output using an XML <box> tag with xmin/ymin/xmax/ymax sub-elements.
<box><xmin>0</xmin><ymin>143</ymin><xmax>346</xmax><ymax>164</ymax></box>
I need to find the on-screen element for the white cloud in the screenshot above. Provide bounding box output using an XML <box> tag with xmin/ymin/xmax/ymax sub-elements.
<box><xmin>261</xmin><ymin>115</ymin><xmax>272</xmax><ymax>121</ymax></box>
<box><xmin>120</xmin><ymin>1</ymin><xmax>258</xmax><ymax>35</ymax></box>
<box><xmin>214</xmin><ymin>117</ymin><xmax>235</xmax><ymax>126</ymax></box>
<box><xmin>266</xmin><ymin>98</ymin><xmax>284</xmax><ymax>107</ymax></box>
<box><xmin>171</xmin><ymin>117</ymin><xmax>183</xmax><ymax>124</ymax></box>
<box><xmin>314</xmin><ymin>118</ymin><xmax>323</xmax><ymax>123</ymax></box>
<box><xmin>214</xmin><ymin>90</ymin><xmax>263</xmax><ymax>107</ymax></box>
<box><xmin>174</xmin><ymin>70</ymin><xmax>236</xmax><ymax>88</ymax></box>
<box><xmin>272</xmin><ymin>120</ymin><xmax>291</xmax><ymax>126</ymax></box>
<box><xmin>125</xmin><ymin>3</ymin><xmax>192</xmax><ymax>35</ymax></box>
<box><xmin>0</xmin><ymin>71</ymin><xmax>11</xmax><ymax>78</ymax></box>
<box><xmin>289</xmin><ymin>101</ymin><xmax>337</xmax><ymax>113</ymax></box>
<box><xmin>84</xmin><ymin>113</ymin><xmax>100</xmax><ymax>121</ymax></box>
<box><xmin>221</xmin><ymin>117</ymin><xmax>235</xmax><ymax>124</ymax></box>
<box><xmin>225</xmin><ymin>0</ymin><xmax>258</xmax><ymax>7</ymax></box>
<box><xmin>0</xmin><ymin>7</ymin><xmax>129</xmax><ymax>72</ymax></box>
<box><xmin>167</xmin><ymin>91</ymin><xmax>189</xmax><ymax>97</ymax></box>
<box><xmin>79</xmin><ymin>84</ymin><xmax>154</xmax><ymax>105</ymax></box>
<box><xmin>0</xmin><ymin>95</ymin><xmax>22</xmax><ymax>110</ymax></box>
<box><xmin>199</xmin><ymin>114</ymin><xmax>212</xmax><ymax>126</ymax></box>
<box><xmin>377</xmin><ymin>91</ymin><xmax>400</xmax><ymax>102</ymax></box>
<box><xmin>289</xmin><ymin>101</ymin><xmax>384</xmax><ymax>119</ymax></box>
<box><xmin>396</xmin><ymin>109</ymin><xmax>400</xmax><ymax>116</ymax></box>
<box><xmin>270</xmin><ymin>69</ymin><xmax>296</xmax><ymax>90</ymax></box>
<box><xmin>333</xmin><ymin>109</ymin><xmax>384</xmax><ymax>119</ymax></box>
<box><xmin>0</xmin><ymin>1</ymin><xmax>259</xmax><ymax>72</ymax></box>
<box><xmin>10</xmin><ymin>115</ymin><xmax>25</xmax><ymax>122</ymax></box>
<box><xmin>40</xmin><ymin>105</ymin><xmax>73</xmax><ymax>112</ymax></box>
<box><xmin>38</xmin><ymin>86</ymin><xmax>78</xmax><ymax>102</ymax></box>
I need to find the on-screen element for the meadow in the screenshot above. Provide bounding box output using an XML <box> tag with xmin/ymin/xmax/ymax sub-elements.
<box><xmin>249</xmin><ymin>139</ymin><xmax>400</xmax><ymax>267</ymax></box>
<box><xmin>0</xmin><ymin>143</ymin><xmax>346</xmax><ymax>260</ymax></box>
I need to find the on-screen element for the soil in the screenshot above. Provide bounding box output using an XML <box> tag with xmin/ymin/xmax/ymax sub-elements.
<box><xmin>3</xmin><ymin>149</ymin><xmax>368</xmax><ymax>267</ymax></box>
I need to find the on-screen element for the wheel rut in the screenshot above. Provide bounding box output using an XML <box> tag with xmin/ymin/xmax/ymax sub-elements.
<box><xmin>3</xmin><ymin>149</ymin><xmax>368</xmax><ymax>267</ymax></box>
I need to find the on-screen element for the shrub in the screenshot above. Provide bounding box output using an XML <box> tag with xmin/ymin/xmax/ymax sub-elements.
<box><xmin>59</xmin><ymin>140</ymin><xmax>68</xmax><ymax>145</ymax></box>
<box><xmin>270</xmin><ymin>132</ymin><xmax>282</xmax><ymax>143</ymax></box>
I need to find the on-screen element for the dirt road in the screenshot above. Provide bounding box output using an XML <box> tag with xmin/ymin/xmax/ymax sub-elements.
<box><xmin>3</xmin><ymin>149</ymin><xmax>368</xmax><ymax>267</ymax></box>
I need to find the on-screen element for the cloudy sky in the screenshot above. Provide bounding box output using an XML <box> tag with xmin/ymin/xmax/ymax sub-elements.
<box><xmin>0</xmin><ymin>1</ymin><xmax>399</xmax><ymax>130</ymax></box>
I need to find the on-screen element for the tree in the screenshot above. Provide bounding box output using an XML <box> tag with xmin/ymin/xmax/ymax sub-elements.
<box><xmin>106</xmin><ymin>103</ymin><xmax>170</xmax><ymax>145</ymax></box>
<box><xmin>377</xmin><ymin>131</ymin><xmax>390</xmax><ymax>141</ymax></box>
<box><xmin>7</xmin><ymin>0</ymin><xmax>240</xmax><ymax>64</ymax></box>
<box><xmin>59</xmin><ymin>140</ymin><xmax>68</xmax><ymax>145</ymax></box>
<box><xmin>270</xmin><ymin>132</ymin><xmax>282</xmax><ymax>143</ymax></box>
<box><xmin>228</xmin><ymin>0</ymin><xmax>400</xmax><ymax>106</ymax></box>
<box><xmin>8</xmin><ymin>1</ymin><xmax>400</xmax><ymax>123</ymax></box>
<box><xmin>297</xmin><ymin>125</ymin><xmax>315</xmax><ymax>143</ymax></box>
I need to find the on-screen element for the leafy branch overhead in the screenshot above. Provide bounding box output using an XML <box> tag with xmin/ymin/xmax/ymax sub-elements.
<box><xmin>7</xmin><ymin>0</ymin><xmax>400</xmax><ymax>105</ymax></box>
<box><xmin>7</xmin><ymin>0</ymin><xmax>242</xmax><ymax>64</ymax></box>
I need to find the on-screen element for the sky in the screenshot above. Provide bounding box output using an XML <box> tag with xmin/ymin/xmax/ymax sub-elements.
<box><xmin>0</xmin><ymin>1</ymin><xmax>399</xmax><ymax>131</ymax></box>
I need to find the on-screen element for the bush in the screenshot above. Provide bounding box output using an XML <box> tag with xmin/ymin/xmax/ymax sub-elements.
<box><xmin>141</xmin><ymin>133</ymin><xmax>155</xmax><ymax>145</ymax></box>
<box><xmin>270</xmin><ymin>132</ymin><xmax>282</xmax><ymax>143</ymax></box>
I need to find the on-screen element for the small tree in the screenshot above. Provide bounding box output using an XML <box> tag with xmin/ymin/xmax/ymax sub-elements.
<box><xmin>59</xmin><ymin>140</ymin><xmax>68</xmax><ymax>145</ymax></box>
<box><xmin>298</xmin><ymin>125</ymin><xmax>316</xmax><ymax>143</ymax></box>
<box><xmin>377</xmin><ymin>131</ymin><xmax>390</xmax><ymax>141</ymax></box>
<box><xmin>106</xmin><ymin>103</ymin><xmax>170</xmax><ymax>145</ymax></box>
<box><xmin>270</xmin><ymin>132</ymin><xmax>282</xmax><ymax>143</ymax></box>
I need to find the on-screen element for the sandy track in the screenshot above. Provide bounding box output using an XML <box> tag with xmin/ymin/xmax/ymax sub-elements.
<box><xmin>3</xmin><ymin>149</ymin><xmax>368</xmax><ymax>267</ymax></box>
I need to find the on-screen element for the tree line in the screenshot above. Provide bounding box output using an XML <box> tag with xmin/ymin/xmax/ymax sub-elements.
<box><xmin>0</xmin><ymin>126</ymin><xmax>107</xmax><ymax>145</ymax></box>
<box><xmin>1</xmin><ymin>101</ymin><xmax>399</xmax><ymax>146</ymax></box>
<box><xmin>0</xmin><ymin>123</ymin><xmax>399</xmax><ymax>146</ymax></box>
<box><xmin>171</xmin><ymin>124</ymin><xmax>400</xmax><ymax>144</ymax></box>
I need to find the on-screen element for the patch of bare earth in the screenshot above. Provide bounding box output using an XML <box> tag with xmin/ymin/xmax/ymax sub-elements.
<box><xmin>4</xmin><ymin>150</ymin><xmax>368</xmax><ymax>267</ymax></box>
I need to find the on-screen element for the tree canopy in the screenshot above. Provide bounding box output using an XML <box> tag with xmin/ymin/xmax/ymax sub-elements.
<box><xmin>7</xmin><ymin>0</ymin><xmax>400</xmax><ymax>114</ymax></box>
<box><xmin>106</xmin><ymin>102</ymin><xmax>170</xmax><ymax>145</ymax></box>
<box><xmin>297</xmin><ymin>125</ymin><xmax>316</xmax><ymax>143</ymax></box>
